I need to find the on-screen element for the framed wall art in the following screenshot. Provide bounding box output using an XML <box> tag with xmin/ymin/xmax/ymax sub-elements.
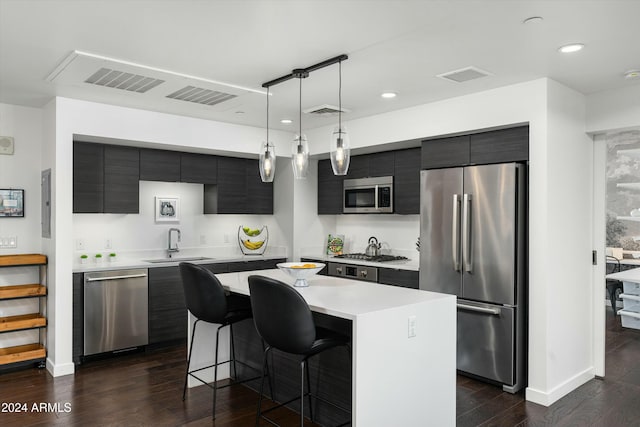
<box><xmin>155</xmin><ymin>196</ymin><xmax>180</xmax><ymax>222</ymax></box>
<box><xmin>0</xmin><ymin>189</ymin><xmax>24</xmax><ymax>217</ymax></box>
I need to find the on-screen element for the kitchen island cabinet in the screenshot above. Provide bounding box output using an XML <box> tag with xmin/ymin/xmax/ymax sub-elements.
<box><xmin>188</xmin><ymin>269</ymin><xmax>455</xmax><ymax>427</ymax></box>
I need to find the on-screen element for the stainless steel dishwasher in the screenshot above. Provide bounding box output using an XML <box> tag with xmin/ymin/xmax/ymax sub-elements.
<box><xmin>84</xmin><ymin>268</ymin><xmax>149</xmax><ymax>356</ymax></box>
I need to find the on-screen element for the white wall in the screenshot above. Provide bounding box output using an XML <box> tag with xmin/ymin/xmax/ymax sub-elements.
<box><xmin>586</xmin><ymin>85</ymin><xmax>640</xmax><ymax>134</ymax></box>
<box><xmin>334</xmin><ymin>215</ymin><xmax>419</xmax><ymax>256</ymax></box>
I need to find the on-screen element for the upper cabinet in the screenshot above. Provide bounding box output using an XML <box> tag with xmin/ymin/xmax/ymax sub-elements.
<box><xmin>421</xmin><ymin>126</ymin><xmax>529</xmax><ymax>169</ymax></box>
<box><xmin>139</xmin><ymin>149</ymin><xmax>181</xmax><ymax>182</ymax></box>
<box><xmin>180</xmin><ymin>152</ymin><xmax>218</xmax><ymax>184</ymax></box>
<box><xmin>394</xmin><ymin>148</ymin><xmax>421</xmax><ymax>214</ymax></box>
<box><xmin>345</xmin><ymin>152</ymin><xmax>395</xmax><ymax>179</ymax></box>
<box><xmin>318</xmin><ymin>159</ymin><xmax>344</xmax><ymax>215</ymax></box>
<box><xmin>73</xmin><ymin>142</ymin><xmax>139</xmax><ymax>214</ymax></box>
<box><xmin>74</xmin><ymin>142</ymin><xmax>273</xmax><ymax>215</ymax></box>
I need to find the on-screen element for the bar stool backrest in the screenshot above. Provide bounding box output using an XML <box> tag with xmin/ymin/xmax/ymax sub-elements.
<box><xmin>179</xmin><ymin>262</ymin><xmax>228</xmax><ymax>323</ymax></box>
<box><xmin>248</xmin><ymin>275</ymin><xmax>316</xmax><ymax>354</ymax></box>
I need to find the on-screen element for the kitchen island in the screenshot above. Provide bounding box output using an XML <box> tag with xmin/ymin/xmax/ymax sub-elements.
<box><xmin>188</xmin><ymin>268</ymin><xmax>456</xmax><ymax>427</ymax></box>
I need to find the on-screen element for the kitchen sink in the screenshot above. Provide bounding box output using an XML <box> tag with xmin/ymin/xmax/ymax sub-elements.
<box><xmin>143</xmin><ymin>256</ymin><xmax>214</xmax><ymax>263</ymax></box>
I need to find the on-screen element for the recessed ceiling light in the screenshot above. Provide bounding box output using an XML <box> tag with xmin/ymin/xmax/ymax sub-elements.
<box><xmin>381</xmin><ymin>92</ymin><xmax>397</xmax><ymax>99</ymax></box>
<box><xmin>522</xmin><ymin>16</ymin><xmax>543</xmax><ymax>24</ymax></box>
<box><xmin>280</xmin><ymin>119</ymin><xmax>292</xmax><ymax>124</ymax></box>
<box><xmin>624</xmin><ymin>70</ymin><xmax>640</xmax><ymax>80</ymax></box>
<box><xmin>558</xmin><ymin>43</ymin><xmax>584</xmax><ymax>53</ymax></box>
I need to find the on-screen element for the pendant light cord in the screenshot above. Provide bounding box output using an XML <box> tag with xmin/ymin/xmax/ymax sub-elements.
<box><xmin>298</xmin><ymin>77</ymin><xmax>302</xmax><ymax>146</ymax></box>
<box><xmin>338</xmin><ymin>60</ymin><xmax>342</xmax><ymax>131</ymax></box>
<box><xmin>266</xmin><ymin>87</ymin><xmax>270</xmax><ymax>152</ymax></box>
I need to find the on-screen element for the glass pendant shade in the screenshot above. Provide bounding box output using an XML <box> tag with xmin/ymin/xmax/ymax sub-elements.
<box><xmin>259</xmin><ymin>141</ymin><xmax>276</xmax><ymax>182</ymax></box>
<box><xmin>330</xmin><ymin>126</ymin><xmax>351</xmax><ymax>175</ymax></box>
<box><xmin>291</xmin><ymin>134</ymin><xmax>309</xmax><ymax>179</ymax></box>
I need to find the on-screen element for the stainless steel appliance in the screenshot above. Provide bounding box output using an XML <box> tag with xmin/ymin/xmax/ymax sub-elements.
<box><xmin>419</xmin><ymin>163</ymin><xmax>526</xmax><ymax>393</ymax></box>
<box><xmin>84</xmin><ymin>268</ymin><xmax>149</xmax><ymax>356</ymax></box>
<box><xmin>329</xmin><ymin>262</ymin><xmax>378</xmax><ymax>282</ymax></box>
<box><xmin>333</xmin><ymin>253</ymin><xmax>409</xmax><ymax>262</ymax></box>
<box><xmin>343</xmin><ymin>176</ymin><xmax>393</xmax><ymax>213</ymax></box>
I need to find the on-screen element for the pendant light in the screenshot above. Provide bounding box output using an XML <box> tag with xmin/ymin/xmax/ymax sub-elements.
<box><xmin>330</xmin><ymin>60</ymin><xmax>350</xmax><ymax>175</ymax></box>
<box><xmin>260</xmin><ymin>54</ymin><xmax>348</xmax><ymax>180</ymax></box>
<box><xmin>259</xmin><ymin>87</ymin><xmax>276</xmax><ymax>182</ymax></box>
<box><xmin>291</xmin><ymin>69</ymin><xmax>309</xmax><ymax>179</ymax></box>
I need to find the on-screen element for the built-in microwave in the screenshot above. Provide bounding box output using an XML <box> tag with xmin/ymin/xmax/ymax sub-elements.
<box><xmin>343</xmin><ymin>176</ymin><xmax>393</xmax><ymax>213</ymax></box>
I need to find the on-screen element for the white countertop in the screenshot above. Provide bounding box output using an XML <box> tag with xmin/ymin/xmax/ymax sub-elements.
<box><xmin>216</xmin><ymin>268</ymin><xmax>446</xmax><ymax>320</ymax></box>
<box><xmin>301</xmin><ymin>254</ymin><xmax>419</xmax><ymax>271</ymax></box>
<box><xmin>607</xmin><ymin>267</ymin><xmax>640</xmax><ymax>282</ymax></box>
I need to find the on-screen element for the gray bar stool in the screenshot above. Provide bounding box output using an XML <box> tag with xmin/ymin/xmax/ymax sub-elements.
<box><xmin>248</xmin><ymin>274</ymin><xmax>351</xmax><ymax>427</ymax></box>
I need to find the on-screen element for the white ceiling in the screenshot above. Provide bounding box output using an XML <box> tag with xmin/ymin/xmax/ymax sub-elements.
<box><xmin>1</xmin><ymin>0</ymin><xmax>639</xmax><ymax>133</ymax></box>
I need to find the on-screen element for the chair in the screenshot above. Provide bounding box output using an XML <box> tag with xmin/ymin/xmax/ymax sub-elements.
<box><xmin>606</xmin><ymin>255</ymin><xmax>623</xmax><ymax>315</ymax></box>
<box><xmin>248</xmin><ymin>274</ymin><xmax>351</xmax><ymax>427</ymax></box>
<box><xmin>179</xmin><ymin>262</ymin><xmax>259</xmax><ymax>419</ymax></box>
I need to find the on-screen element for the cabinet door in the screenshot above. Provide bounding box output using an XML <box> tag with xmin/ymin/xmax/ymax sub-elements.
<box><xmin>180</xmin><ymin>153</ymin><xmax>218</xmax><ymax>184</ymax></box>
<box><xmin>202</xmin><ymin>263</ymin><xmax>229</xmax><ymax>274</ymax></box>
<box><xmin>72</xmin><ymin>273</ymin><xmax>83</xmax><ymax>364</ymax></box>
<box><xmin>369</xmin><ymin>152</ymin><xmax>395</xmax><ymax>177</ymax></box>
<box><xmin>394</xmin><ymin>148</ymin><xmax>421</xmax><ymax>214</ymax></box>
<box><xmin>140</xmin><ymin>149</ymin><xmax>181</xmax><ymax>182</ymax></box>
<box><xmin>73</xmin><ymin>142</ymin><xmax>104</xmax><ymax>213</ymax></box>
<box><xmin>421</xmin><ymin>135</ymin><xmax>470</xmax><ymax>169</ymax></box>
<box><xmin>378</xmin><ymin>268</ymin><xmax>419</xmax><ymax>289</ymax></box>
<box><xmin>217</xmin><ymin>157</ymin><xmax>247</xmax><ymax>214</ymax></box>
<box><xmin>246</xmin><ymin>159</ymin><xmax>273</xmax><ymax>214</ymax></box>
<box><xmin>228</xmin><ymin>260</ymin><xmax>261</xmax><ymax>272</ymax></box>
<box><xmin>469</xmin><ymin>126</ymin><xmax>529</xmax><ymax>164</ymax></box>
<box><xmin>104</xmin><ymin>145</ymin><xmax>140</xmax><ymax>213</ymax></box>
<box><xmin>148</xmin><ymin>267</ymin><xmax>187</xmax><ymax>344</ymax></box>
<box><xmin>345</xmin><ymin>155</ymin><xmax>369</xmax><ymax>179</ymax></box>
<box><xmin>318</xmin><ymin>159</ymin><xmax>344</xmax><ymax>214</ymax></box>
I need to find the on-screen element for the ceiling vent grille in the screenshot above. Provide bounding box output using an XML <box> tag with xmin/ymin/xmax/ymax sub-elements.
<box><xmin>166</xmin><ymin>86</ymin><xmax>237</xmax><ymax>106</ymax></box>
<box><xmin>84</xmin><ymin>67</ymin><xmax>165</xmax><ymax>93</ymax></box>
<box><xmin>303</xmin><ymin>104</ymin><xmax>350</xmax><ymax>115</ymax></box>
<box><xmin>437</xmin><ymin>66</ymin><xmax>492</xmax><ymax>83</ymax></box>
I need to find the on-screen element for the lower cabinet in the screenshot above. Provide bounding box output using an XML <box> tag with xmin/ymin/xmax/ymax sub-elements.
<box><xmin>72</xmin><ymin>273</ymin><xmax>83</xmax><ymax>364</ymax></box>
<box><xmin>148</xmin><ymin>267</ymin><xmax>187</xmax><ymax>345</ymax></box>
<box><xmin>378</xmin><ymin>268</ymin><xmax>419</xmax><ymax>289</ymax></box>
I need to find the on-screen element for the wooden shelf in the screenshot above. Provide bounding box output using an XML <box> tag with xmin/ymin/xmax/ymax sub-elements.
<box><xmin>0</xmin><ymin>343</ymin><xmax>46</xmax><ymax>365</ymax></box>
<box><xmin>0</xmin><ymin>284</ymin><xmax>46</xmax><ymax>300</ymax></box>
<box><xmin>0</xmin><ymin>313</ymin><xmax>47</xmax><ymax>333</ymax></box>
<box><xmin>0</xmin><ymin>254</ymin><xmax>47</xmax><ymax>267</ymax></box>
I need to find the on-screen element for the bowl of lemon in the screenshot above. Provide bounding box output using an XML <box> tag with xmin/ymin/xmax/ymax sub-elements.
<box><xmin>277</xmin><ymin>262</ymin><xmax>326</xmax><ymax>287</ymax></box>
<box><xmin>238</xmin><ymin>225</ymin><xmax>268</xmax><ymax>255</ymax></box>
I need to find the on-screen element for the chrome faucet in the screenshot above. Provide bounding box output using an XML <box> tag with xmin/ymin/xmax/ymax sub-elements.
<box><xmin>168</xmin><ymin>228</ymin><xmax>181</xmax><ymax>257</ymax></box>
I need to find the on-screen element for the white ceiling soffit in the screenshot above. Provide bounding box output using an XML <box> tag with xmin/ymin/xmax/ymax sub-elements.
<box><xmin>46</xmin><ymin>50</ymin><xmax>260</xmax><ymax>109</ymax></box>
<box><xmin>437</xmin><ymin>66</ymin><xmax>492</xmax><ymax>83</ymax></box>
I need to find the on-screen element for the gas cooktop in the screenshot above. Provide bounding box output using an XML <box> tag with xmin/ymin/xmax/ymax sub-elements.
<box><xmin>333</xmin><ymin>253</ymin><xmax>409</xmax><ymax>262</ymax></box>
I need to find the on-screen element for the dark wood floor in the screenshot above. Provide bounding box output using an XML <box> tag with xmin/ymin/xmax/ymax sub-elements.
<box><xmin>1</xmin><ymin>309</ymin><xmax>639</xmax><ymax>427</ymax></box>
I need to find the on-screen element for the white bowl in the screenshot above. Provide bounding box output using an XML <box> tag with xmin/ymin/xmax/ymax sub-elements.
<box><xmin>277</xmin><ymin>262</ymin><xmax>326</xmax><ymax>287</ymax></box>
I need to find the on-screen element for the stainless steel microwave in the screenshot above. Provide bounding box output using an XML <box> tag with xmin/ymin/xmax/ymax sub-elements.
<box><xmin>343</xmin><ymin>176</ymin><xmax>393</xmax><ymax>213</ymax></box>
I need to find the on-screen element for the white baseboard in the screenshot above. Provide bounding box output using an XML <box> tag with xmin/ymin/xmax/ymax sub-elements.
<box><xmin>525</xmin><ymin>367</ymin><xmax>594</xmax><ymax>406</ymax></box>
<box><xmin>46</xmin><ymin>358</ymin><xmax>75</xmax><ymax>377</ymax></box>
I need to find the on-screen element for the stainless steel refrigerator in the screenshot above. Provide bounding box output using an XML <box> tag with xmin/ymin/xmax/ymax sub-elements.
<box><xmin>419</xmin><ymin>163</ymin><xmax>526</xmax><ymax>393</ymax></box>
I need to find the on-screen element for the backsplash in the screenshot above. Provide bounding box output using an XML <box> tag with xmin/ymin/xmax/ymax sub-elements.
<box><xmin>334</xmin><ymin>214</ymin><xmax>419</xmax><ymax>257</ymax></box>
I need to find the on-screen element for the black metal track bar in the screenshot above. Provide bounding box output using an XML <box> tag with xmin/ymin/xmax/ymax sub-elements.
<box><xmin>261</xmin><ymin>54</ymin><xmax>348</xmax><ymax>88</ymax></box>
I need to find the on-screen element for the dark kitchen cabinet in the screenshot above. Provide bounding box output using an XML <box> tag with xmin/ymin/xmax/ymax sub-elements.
<box><xmin>421</xmin><ymin>126</ymin><xmax>529</xmax><ymax>169</ymax></box>
<box><xmin>227</xmin><ymin>258</ymin><xmax>286</xmax><ymax>272</ymax></box>
<box><xmin>210</xmin><ymin>157</ymin><xmax>273</xmax><ymax>214</ymax></box>
<box><xmin>202</xmin><ymin>263</ymin><xmax>229</xmax><ymax>274</ymax></box>
<box><xmin>148</xmin><ymin>267</ymin><xmax>187</xmax><ymax>345</ymax></box>
<box><xmin>394</xmin><ymin>148</ymin><xmax>421</xmax><ymax>214</ymax></box>
<box><xmin>140</xmin><ymin>148</ymin><xmax>181</xmax><ymax>182</ymax></box>
<box><xmin>73</xmin><ymin>142</ymin><xmax>140</xmax><ymax>213</ymax></box>
<box><xmin>345</xmin><ymin>152</ymin><xmax>395</xmax><ymax>179</ymax></box>
<box><xmin>180</xmin><ymin>152</ymin><xmax>218</xmax><ymax>184</ymax></box>
<box><xmin>345</xmin><ymin>155</ymin><xmax>369</xmax><ymax>179</ymax></box>
<box><xmin>378</xmin><ymin>268</ymin><xmax>419</xmax><ymax>289</ymax></box>
<box><xmin>318</xmin><ymin>159</ymin><xmax>344</xmax><ymax>215</ymax></box>
<box><xmin>103</xmin><ymin>145</ymin><xmax>140</xmax><ymax>213</ymax></box>
<box><xmin>73</xmin><ymin>142</ymin><xmax>104</xmax><ymax>213</ymax></box>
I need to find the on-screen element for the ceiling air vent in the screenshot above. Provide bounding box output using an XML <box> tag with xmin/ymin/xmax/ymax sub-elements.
<box><xmin>84</xmin><ymin>67</ymin><xmax>165</xmax><ymax>93</ymax></box>
<box><xmin>437</xmin><ymin>66</ymin><xmax>492</xmax><ymax>83</ymax></box>
<box><xmin>166</xmin><ymin>86</ymin><xmax>237</xmax><ymax>106</ymax></box>
<box><xmin>303</xmin><ymin>104</ymin><xmax>350</xmax><ymax>115</ymax></box>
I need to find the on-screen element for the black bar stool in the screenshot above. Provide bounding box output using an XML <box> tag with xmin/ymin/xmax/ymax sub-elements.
<box><xmin>606</xmin><ymin>255</ymin><xmax>623</xmax><ymax>315</ymax></box>
<box><xmin>179</xmin><ymin>262</ymin><xmax>262</xmax><ymax>419</ymax></box>
<box><xmin>248</xmin><ymin>274</ymin><xmax>351</xmax><ymax>427</ymax></box>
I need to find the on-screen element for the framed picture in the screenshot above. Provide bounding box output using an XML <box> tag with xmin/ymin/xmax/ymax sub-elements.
<box><xmin>0</xmin><ymin>189</ymin><xmax>24</xmax><ymax>217</ymax></box>
<box><xmin>155</xmin><ymin>196</ymin><xmax>179</xmax><ymax>222</ymax></box>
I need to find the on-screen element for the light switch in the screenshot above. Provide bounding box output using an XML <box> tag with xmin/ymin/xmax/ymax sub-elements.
<box><xmin>408</xmin><ymin>315</ymin><xmax>417</xmax><ymax>338</ymax></box>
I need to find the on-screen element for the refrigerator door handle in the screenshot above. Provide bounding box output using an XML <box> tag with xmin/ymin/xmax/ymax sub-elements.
<box><xmin>457</xmin><ymin>302</ymin><xmax>501</xmax><ymax>316</ymax></box>
<box><xmin>462</xmin><ymin>193</ymin><xmax>473</xmax><ymax>272</ymax></box>
<box><xmin>452</xmin><ymin>194</ymin><xmax>461</xmax><ymax>271</ymax></box>
<box><xmin>374</xmin><ymin>185</ymin><xmax>379</xmax><ymax>210</ymax></box>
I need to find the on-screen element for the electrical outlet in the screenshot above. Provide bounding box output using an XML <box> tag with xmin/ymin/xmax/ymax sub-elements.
<box><xmin>0</xmin><ymin>237</ymin><xmax>17</xmax><ymax>248</ymax></box>
<box><xmin>76</xmin><ymin>239</ymin><xmax>85</xmax><ymax>250</ymax></box>
<box><xmin>105</xmin><ymin>239</ymin><xmax>112</xmax><ymax>249</ymax></box>
<box><xmin>408</xmin><ymin>316</ymin><xmax>417</xmax><ymax>338</ymax></box>
<box><xmin>8</xmin><ymin>237</ymin><xmax>16</xmax><ymax>248</ymax></box>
